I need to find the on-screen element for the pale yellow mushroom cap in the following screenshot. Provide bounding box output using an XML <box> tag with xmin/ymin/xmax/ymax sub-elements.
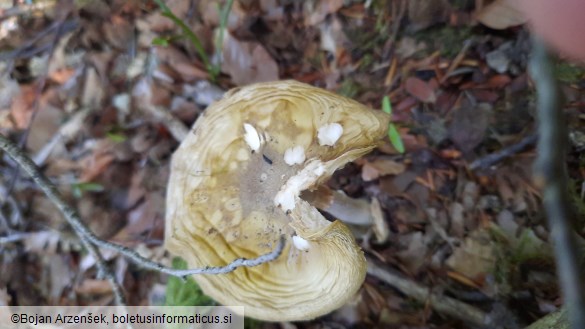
<box><xmin>164</xmin><ymin>80</ymin><xmax>390</xmax><ymax>321</ymax></box>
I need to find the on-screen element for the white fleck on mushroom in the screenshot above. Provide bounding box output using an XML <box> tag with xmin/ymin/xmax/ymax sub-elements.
<box><xmin>243</xmin><ymin>123</ymin><xmax>261</xmax><ymax>152</ymax></box>
<box><xmin>317</xmin><ymin>122</ymin><xmax>343</xmax><ymax>146</ymax></box>
<box><xmin>165</xmin><ymin>80</ymin><xmax>390</xmax><ymax>322</ymax></box>
<box><xmin>283</xmin><ymin>146</ymin><xmax>306</xmax><ymax>166</ymax></box>
<box><xmin>292</xmin><ymin>235</ymin><xmax>311</xmax><ymax>251</ymax></box>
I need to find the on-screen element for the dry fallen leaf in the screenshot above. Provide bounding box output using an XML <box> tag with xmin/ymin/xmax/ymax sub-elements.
<box><xmin>446</xmin><ymin>229</ymin><xmax>495</xmax><ymax>279</ymax></box>
<box><xmin>81</xmin><ymin>67</ymin><xmax>104</xmax><ymax>108</ymax></box>
<box><xmin>476</xmin><ymin>0</ymin><xmax>527</xmax><ymax>30</ymax></box>
<box><xmin>24</xmin><ymin>231</ymin><xmax>61</xmax><ymax>254</ymax></box>
<box><xmin>48</xmin><ymin>255</ymin><xmax>73</xmax><ymax>301</ymax></box>
<box><xmin>78</xmin><ymin>140</ymin><xmax>116</xmax><ymax>182</ymax></box>
<box><xmin>319</xmin><ymin>16</ymin><xmax>347</xmax><ymax>57</ymax></box>
<box><xmin>0</xmin><ymin>287</ymin><xmax>11</xmax><ymax>306</ymax></box>
<box><xmin>221</xmin><ymin>31</ymin><xmax>279</xmax><ymax>85</ymax></box>
<box><xmin>408</xmin><ymin>0</ymin><xmax>451</xmax><ymax>32</ymax></box>
<box><xmin>27</xmin><ymin>104</ymin><xmax>63</xmax><ymax>153</ymax></box>
<box><xmin>449</xmin><ymin>102</ymin><xmax>492</xmax><ymax>154</ymax></box>
<box><xmin>10</xmin><ymin>84</ymin><xmax>36</xmax><ymax>129</ymax></box>
<box><xmin>362</xmin><ymin>158</ymin><xmax>406</xmax><ymax>181</ymax></box>
<box><xmin>371</xmin><ymin>198</ymin><xmax>389</xmax><ymax>244</ymax></box>
<box><xmin>154</xmin><ymin>46</ymin><xmax>209</xmax><ymax>81</ymax></box>
<box><xmin>304</xmin><ymin>0</ymin><xmax>344</xmax><ymax>26</ymax></box>
<box><xmin>76</xmin><ymin>279</ymin><xmax>113</xmax><ymax>295</ymax></box>
<box><xmin>396</xmin><ymin>231</ymin><xmax>430</xmax><ymax>273</ymax></box>
<box><xmin>405</xmin><ymin>77</ymin><xmax>437</xmax><ymax>103</ymax></box>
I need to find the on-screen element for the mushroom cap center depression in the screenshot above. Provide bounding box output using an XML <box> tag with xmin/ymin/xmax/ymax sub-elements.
<box><xmin>239</xmin><ymin>143</ymin><xmax>299</xmax><ymax>236</ymax></box>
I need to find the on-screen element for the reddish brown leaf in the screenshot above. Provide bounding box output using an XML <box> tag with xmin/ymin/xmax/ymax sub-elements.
<box><xmin>405</xmin><ymin>77</ymin><xmax>437</xmax><ymax>103</ymax></box>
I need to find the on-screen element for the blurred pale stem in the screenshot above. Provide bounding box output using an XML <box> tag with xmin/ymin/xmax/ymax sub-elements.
<box><xmin>531</xmin><ymin>37</ymin><xmax>585</xmax><ymax>329</ymax></box>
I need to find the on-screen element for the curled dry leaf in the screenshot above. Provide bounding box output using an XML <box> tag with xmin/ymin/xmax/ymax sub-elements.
<box><xmin>371</xmin><ymin>198</ymin><xmax>389</xmax><ymax>244</ymax></box>
<box><xmin>476</xmin><ymin>0</ymin><xmax>527</xmax><ymax>30</ymax></box>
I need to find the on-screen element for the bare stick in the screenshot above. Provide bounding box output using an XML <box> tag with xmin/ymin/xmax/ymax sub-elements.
<box><xmin>367</xmin><ymin>259</ymin><xmax>490</xmax><ymax>328</ymax></box>
<box><xmin>470</xmin><ymin>133</ymin><xmax>538</xmax><ymax>170</ymax></box>
<box><xmin>0</xmin><ymin>133</ymin><xmax>286</xmax><ymax>277</ymax></box>
<box><xmin>530</xmin><ymin>37</ymin><xmax>585</xmax><ymax>329</ymax></box>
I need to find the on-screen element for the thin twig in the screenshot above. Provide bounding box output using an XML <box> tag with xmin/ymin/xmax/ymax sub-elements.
<box><xmin>531</xmin><ymin>37</ymin><xmax>585</xmax><ymax>329</ymax></box>
<box><xmin>0</xmin><ymin>133</ymin><xmax>287</xmax><ymax>277</ymax></box>
<box><xmin>470</xmin><ymin>133</ymin><xmax>538</xmax><ymax>170</ymax></box>
<box><xmin>367</xmin><ymin>259</ymin><xmax>491</xmax><ymax>328</ymax></box>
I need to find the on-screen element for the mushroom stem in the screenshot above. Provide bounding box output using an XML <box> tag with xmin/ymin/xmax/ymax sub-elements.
<box><xmin>322</xmin><ymin>190</ymin><xmax>374</xmax><ymax>226</ymax></box>
<box><xmin>302</xmin><ymin>187</ymin><xmax>389</xmax><ymax>243</ymax></box>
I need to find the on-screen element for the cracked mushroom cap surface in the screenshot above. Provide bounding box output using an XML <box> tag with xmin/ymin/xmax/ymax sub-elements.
<box><xmin>165</xmin><ymin>80</ymin><xmax>390</xmax><ymax>321</ymax></box>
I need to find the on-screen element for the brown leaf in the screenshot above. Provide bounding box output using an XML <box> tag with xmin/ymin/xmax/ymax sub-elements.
<box><xmin>79</xmin><ymin>149</ymin><xmax>115</xmax><ymax>183</ymax></box>
<box><xmin>10</xmin><ymin>84</ymin><xmax>36</xmax><ymax>129</ymax></box>
<box><xmin>27</xmin><ymin>104</ymin><xmax>63</xmax><ymax>153</ymax></box>
<box><xmin>408</xmin><ymin>0</ymin><xmax>451</xmax><ymax>31</ymax></box>
<box><xmin>221</xmin><ymin>32</ymin><xmax>279</xmax><ymax>86</ymax></box>
<box><xmin>446</xmin><ymin>229</ymin><xmax>495</xmax><ymax>279</ymax></box>
<box><xmin>405</xmin><ymin>77</ymin><xmax>437</xmax><ymax>103</ymax></box>
<box><xmin>362</xmin><ymin>158</ymin><xmax>406</xmax><ymax>181</ymax></box>
<box><xmin>396</xmin><ymin>232</ymin><xmax>429</xmax><ymax>273</ymax></box>
<box><xmin>449</xmin><ymin>103</ymin><xmax>492</xmax><ymax>154</ymax></box>
<box><xmin>76</xmin><ymin>279</ymin><xmax>113</xmax><ymax>295</ymax></box>
<box><xmin>476</xmin><ymin>0</ymin><xmax>527</xmax><ymax>30</ymax></box>
<box><xmin>155</xmin><ymin>46</ymin><xmax>209</xmax><ymax>81</ymax></box>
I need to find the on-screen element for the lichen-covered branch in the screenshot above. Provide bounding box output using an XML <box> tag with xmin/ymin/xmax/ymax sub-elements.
<box><xmin>0</xmin><ymin>133</ymin><xmax>286</xmax><ymax>285</ymax></box>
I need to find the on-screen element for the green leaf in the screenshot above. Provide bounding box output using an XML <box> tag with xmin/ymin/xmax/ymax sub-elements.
<box><xmin>152</xmin><ymin>0</ymin><xmax>170</xmax><ymax>12</ymax></box>
<box><xmin>165</xmin><ymin>257</ymin><xmax>214</xmax><ymax>306</ymax></box>
<box><xmin>106</xmin><ymin>131</ymin><xmax>127</xmax><ymax>142</ymax></box>
<box><xmin>151</xmin><ymin>36</ymin><xmax>170</xmax><ymax>47</ymax></box>
<box><xmin>382</xmin><ymin>95</ymin><xmax>392</xmax><ymax>115</ymax></box>
<box><xmin>388</xmin><ymin>123</ymin><xmax>405</xmax><ymax>154</ymax></box>
<box><xmin>154</xmin><ymin>0</ymin><xmax>216</xmax><ymax>81</ymax></box>
<box><xmin>71</xmin><ymin>182</ymin><xmax>104</xmax><ymax>199</ymax></box>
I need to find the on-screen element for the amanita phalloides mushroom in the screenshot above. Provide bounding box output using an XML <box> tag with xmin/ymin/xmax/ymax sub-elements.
<box><xmin>165</xmin><ymin>80</ymin><xmax>390</xmax><ymax>321</ymax></box>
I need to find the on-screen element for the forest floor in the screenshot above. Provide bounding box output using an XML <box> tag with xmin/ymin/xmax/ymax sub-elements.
<box><xmin>2</xmin><ymin>1</ymin><xmax>585</xmax><ymax>328</ymax></box>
